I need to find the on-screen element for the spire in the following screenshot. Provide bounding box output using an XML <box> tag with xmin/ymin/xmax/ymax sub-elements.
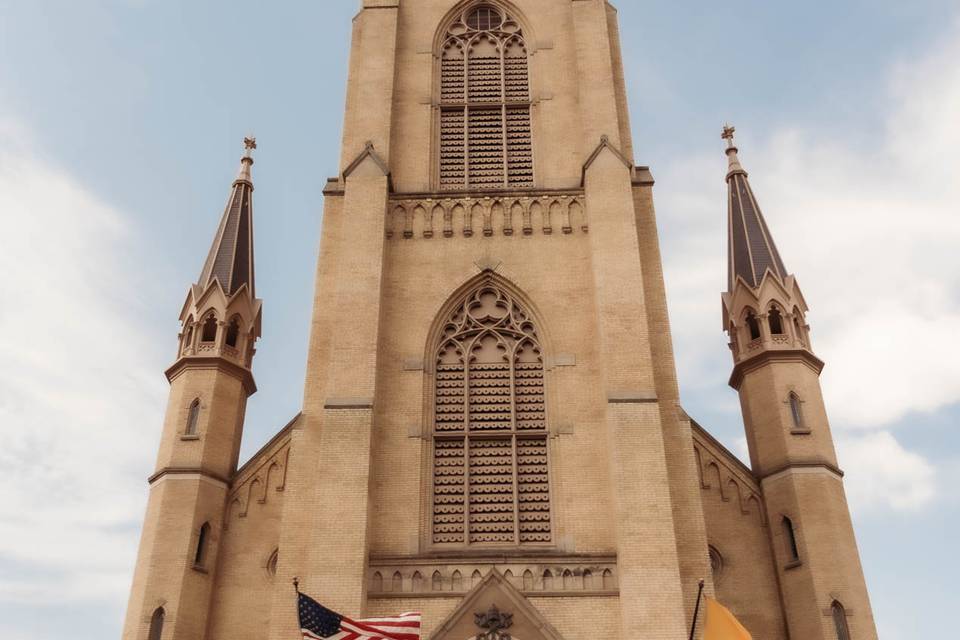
<box><xmin>198</xmin><ymin>137</ymin><xmax>257</xmax><ymax>297</ymax></box>
<box><xmin>723</xmin><ymin>126</ymin><xmax>787</xmax><ymax>292</ymax></box>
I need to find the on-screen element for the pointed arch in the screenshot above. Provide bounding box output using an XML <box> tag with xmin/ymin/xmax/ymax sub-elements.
<box><xmin>194</xmin><ymin>522</ymin><xmax>211</xmax><ymax>569</ymax></box>
<box><xmin>391</xmin><ymin>571</ymin><xmax>403</xmax><ymax>592</ymax></box>
<box><xmin>412</xmin><ymin>571</ymin><xmax>424</xmax><ymax>591</ymax></box>
<box><xmin>200</xmin><ymin>313</ymin><xmax>218</xmax><ymax>343</ymax></box>
<box><xmin>452</xmin><ymin>570</ymin><xmax>463</xmax><ymax>591</ymax></box>
<box><xmin>522</xmin><ymin>569</ymin><xmax>534</xmax><ymax>591</ymax></box>
<box><xmin>583</xmin><ymin>569</ymin><xmax>594</xmax><ymax>589</ymax></box>
<box><xmin>427</xmin><ymin>272</ymin><xmax>553</xmax><ymax>547</ymax></box>
<box><xmin>185</xmin><ymin>398</ymin><xmax>201</xmax><ymax>436</ymax></box>
<box><xmin>435</xmin><ymin>1</ymin><xmax>535</xmax><ymax>190</ymax></box>
<box><xmin>832</xmin><ymin>601</ymin><xmax>851</xmax><ymax>640</ymax></box>
<box><xmin>432</xmin><ymin>570</ymin><xmax>443</xmax><ymax>591</ymax></box>
<box><xmin>768</xmin><ymin>304</ymin><xmax>785</xmax><ymax>335</ymax></box>
<box><xmin>542</xmin><ymin>569</ymin><xmax>554</xmax><ymax>590</ymax></box>
<box><xmin>471</xmin><ymin>569</ymin><xmax>483</xmax><ymax>587</ymax></box>
<box><xmin>601</xmin><ymin>569</ymin><xmax>615</xmax><ymax>590</ymax></box>
<box><xmin>225</xmin><ymin>315</ymin><xmax>242</xmax><ymax>348</ymax></box>
<box><xmin>789</xmin><ymin>392</ymin><xmax>805</xmax><ymax>431</ymax></box>
<box><xmin>148</xmin><ymin>607</ymin><xmax>165</xmax><ymax>640</ymax></box>
<box><xmin>371</xmin><ymin>571</ymin><xmax>383</xmax><ymax>592</ymax></box>
<box><xmin>745</xmin><ymin>309</ymin><xmax>761</xmax><ymax>341</ymax></box>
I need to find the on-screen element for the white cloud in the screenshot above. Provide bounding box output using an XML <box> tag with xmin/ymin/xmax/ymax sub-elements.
<box><xmin>658</xmin><ymin>22</ymin><xmax>960</xmax><ymax>510</ymax></box>
<box><xmin>837</xmin><ymin>432</ymin><xmax>936</xmax><ymax>511</ymax></box>
<box><xmin>0</xmin><ymin>120</ymin><xmax>167</xmax><ymax>607</ymax></box>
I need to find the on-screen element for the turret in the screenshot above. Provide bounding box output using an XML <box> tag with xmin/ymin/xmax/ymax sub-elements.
<box><xmin>123</xmin><ymin>138</ymin><xmax>262</xmax><ymax>640</ymax></box>
<box><xmin>720</xmin><ymin>126</ymin><xmax>877</xmax><ymax>639</ymax></box>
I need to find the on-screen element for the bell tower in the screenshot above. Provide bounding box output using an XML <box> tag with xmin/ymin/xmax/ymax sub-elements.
<box><xmin>721</xmin><ymin>127</ymin><xmax>877</xmax><ymax>639</ymax></box>
<box><xmin>123</xmin><ymin>139</ymin><xmax>262</xmax><ymax>640</ymax></box>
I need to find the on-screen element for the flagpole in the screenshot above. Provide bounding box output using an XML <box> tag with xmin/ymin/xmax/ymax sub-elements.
<box><xmin>293</xmin><ymin>577</ymin><xmax>300</xmax><ymax>594</ymax></box>
<box><xmin>689</xmin><ymin>578</ymin><xmax>705</xmax><ymax>640</ymax></box>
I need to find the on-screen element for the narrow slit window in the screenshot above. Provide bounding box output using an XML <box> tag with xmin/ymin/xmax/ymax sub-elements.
<box><xmin>185</xmin><ymin>399</ymin><xmax>201</xmax><ymax>436</ymax></box>
<box><xmin>194</xmin><ymin>522</ymin><xmax>211</xmax><ymax>568</ymax></box>
<box><xmin>148</xmin><ymin>607</ymin><xmax>165</xmax><ymax>640</ymax></box>
<box><xmin>832</xmin><ymin>601</ymin><xmax>851</xmax><ymax>640</ymax></box>
<box><xmin>783</xmin><ymin>516</ymin><xmax>800</xmax><ymax>562</ymax></box>
<box><xmin>789</xmin><ymin>393</ymin><xmax>804</xmax><ymax>430</ymax></box>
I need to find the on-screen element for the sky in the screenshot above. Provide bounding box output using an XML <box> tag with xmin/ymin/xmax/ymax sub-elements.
<box><xmin>0</xmin><ymin>0</ymin><xmax>957</xmax><ymax>638</ymax></box>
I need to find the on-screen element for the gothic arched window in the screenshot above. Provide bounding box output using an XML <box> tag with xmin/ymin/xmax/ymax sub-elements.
<box><xmin>746</xmin><ymin>312</ymin><xmax>761</xmax><ymax>341</ymax></box>
<box><xmin>431</xmin><ymin>280</ymin><xmax>550</xmax><ymax>546</ymax></box>
<box><xmin>832</xmin><ymin>601</ymin><xmax>851</xmax><ymax>640</ymax></box>
<box><xmin>769</xmin><ymin>307</ymin><xmax>785</xmax><ymax>335</ymax></box>
<box><xmin>148</xmin><ymin>607</ymin><xmax>165</xmax><ymax>640</ymax></box>
<box><xmin>185</xmin><ymin>399</ymin><xmax>201</xmax><ymax>436</ymax></box>
<box><xmin>201</xmin><ymin>314</ymin><xmax>218</xmax><ymax>343</ymax></box>
<box><xmin>438</xmin><ymin>4</ymin><xmax>533</xmax><ymax>190</ymax></box>
<box><xmin>789</xmin><ymin>393</ymin><xmax>804</xmax><ymax>430</ymax></box>
<box><xmin>194</xmin><ymin>522</ymin><xmax>211</xmax><ymax>568</ymax></box>
<box><xmin>225</xmin><ymin>317</ymin><xmax>242</xmax><ymax>348</ymax></box>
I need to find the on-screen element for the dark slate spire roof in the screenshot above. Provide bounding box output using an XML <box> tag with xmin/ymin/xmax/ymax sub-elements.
<box><xmin>723</xmin><ymin>126</ymin><xmax>787</xmax><ymax>292</ymax></box>
<box><xmin>198</xmin><ymin>138</ymin><xmax>257</xmax><ymax>297</ymax></box>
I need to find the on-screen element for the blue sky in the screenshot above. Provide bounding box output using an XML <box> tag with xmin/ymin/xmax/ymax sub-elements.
<box><xmin>0</xmin><ymin>1</ymin><xmax>957</xmax><ymax>638</ymax></box>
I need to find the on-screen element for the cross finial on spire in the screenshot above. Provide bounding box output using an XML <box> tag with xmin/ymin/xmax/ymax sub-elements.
<box><xmin>722</xmin><ymin>124</ymin><xmax>736</xmax><ymax>148</ymax></box>
<box><xmin>243</xmin><ymin>136</ymin><xmax>257</xmax><ymax>158</ymax></box>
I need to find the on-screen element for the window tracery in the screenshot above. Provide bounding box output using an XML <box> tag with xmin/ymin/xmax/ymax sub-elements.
<box><xmin>439</xmin><ymin>4</ymin><xmax>533</xmax><ymax>190</ymax></box>
<box><xmin>432</xmin><ymin>280</ymin><xmax>550</xmax><ymax>546</ymax></box>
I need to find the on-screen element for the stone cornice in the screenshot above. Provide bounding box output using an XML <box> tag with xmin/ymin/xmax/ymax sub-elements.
<box><xmin>729</xmin><ymin>349</ymin><xmax>824</xmax><ymax>390</ymax></box>
<box><xmin>148</xmin><ymin>467</ymin><xmax>231</xmax><ymax>487</ymax></box>
<box><xmin>759</xmin><ymin>461</ymin><xmax>845</xmax><ymax>483</ymax></box>
<box><xmin>165</xmin><ymin>356</ymin><xmax>257</xmax><ymax>396</ymax></box>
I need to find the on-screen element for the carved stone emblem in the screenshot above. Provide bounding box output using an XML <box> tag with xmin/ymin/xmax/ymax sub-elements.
<box><xmin>475</xmin><ymin>605</ymin><xmax>513</xmax><ymax>640</ymax></box>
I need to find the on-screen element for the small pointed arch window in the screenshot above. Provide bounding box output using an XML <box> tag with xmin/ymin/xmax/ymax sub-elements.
<box><xmin>194</xmin><ymin>522</ymin><xmax>211</xmax><ymax>569</ymax></box>
<box><xmin>782</xmin><ymin>516</ymin><xmax>800</xmax><ymax>563</ymax></box>
<box><xmin>789</xmin><ymin>393</ymin><xmax>804</xmax><ymax>431</ymax></box>
<box><xmin>768</xmin><ymin>306</ymin><xmax>785</xmax><ymax>335</ymax></box>
<box><xmin>746</xmin><ymin>311</ymin><xmax>761</xmax><ymax>341</ymax></box>
<box><xmin>185</xmin><ymin>399</ymin><xmax>201</xmax><ymax>436</ymax></box>
<box><xmin>201</xmin><ymin>314</ymin><xmax>218</xmax><ymax>343</ymax></box>
<box><xmin>225</xmin><ymin>316</ymin><xmax>242</xmax><ymax>348</ymax></box>
<box><xmin>832</xmin><ymin>600</ymin><xmax>851</xmax><ymax>640</ymax></box>
<box><xmin>148</xmin><ymin>607</ymin><xmax>165</xmax><ymax>640</ymax></box>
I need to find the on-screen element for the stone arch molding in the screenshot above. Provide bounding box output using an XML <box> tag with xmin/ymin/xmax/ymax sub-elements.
<box><xmin>432</xmin><ymin>0</ymin><xmax>537</xmax><ymax>55</ymax></box>
<box><xmin>430</xmin><ymin>570</ymin><xmax>565</xmax><ymax>640</ymax></box>
<box><xmin>424</xmin><ymin>270</ymin><xmax>556</xmax><ymax>547</ymax></box>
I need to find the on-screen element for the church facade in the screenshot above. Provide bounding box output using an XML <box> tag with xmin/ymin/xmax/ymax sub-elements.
<box><xmin>122</xmin><ymin>2</ymin><xmax>877</xmax><ymax>639</ymax></box>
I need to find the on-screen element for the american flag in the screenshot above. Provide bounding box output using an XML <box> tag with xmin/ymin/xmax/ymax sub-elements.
<box><xmin>298</xmin><ymin>591</ymin><xmax>421</xmax><ymax>640</ymax></box>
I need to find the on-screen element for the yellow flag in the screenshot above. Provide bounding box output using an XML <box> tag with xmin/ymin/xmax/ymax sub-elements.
<box><xmin>704</xmin><ymin>597</ymin><xmax>752</xmax><ymax>640</ymax></box>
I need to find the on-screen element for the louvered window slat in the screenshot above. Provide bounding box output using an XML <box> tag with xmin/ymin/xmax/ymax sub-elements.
<box><xmin>432</xmin><ymin>280</ymin><xmax>552</xmax><ymax>546</ymax></box>
<box><xmin>439</xmin><ymin>7</ymin><xmax>533</xmax><ymax>190</ymax></box>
